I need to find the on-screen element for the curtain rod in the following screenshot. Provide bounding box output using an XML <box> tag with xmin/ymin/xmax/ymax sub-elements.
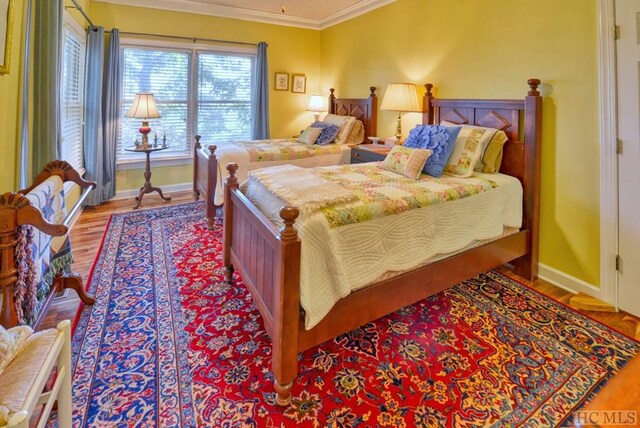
<box><xmin>66</xmin><ymin>0</ymin><xmax>95</xmax><ymax>27</ymax></box>
<box><xmin>113</xmin><ymin>31</ymin><xmax>257</xmax><ymax>47</ymax></box>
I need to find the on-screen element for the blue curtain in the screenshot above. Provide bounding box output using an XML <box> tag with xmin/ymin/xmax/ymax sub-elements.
<box><xmin>32</xmin><ymin>0</ymin><xmax>63</xmax><ymax>177</ymax></box>
<box><xmin>251</xmin><ymin>41</ymin><xmax>270</xmax><ymax>139</ymax></box>
<box><xmin>83</xmin><ymin>27</ymin><xmax>105</xmax><ymax>207</ymax></box>
<box><xmin>100</xmin><ymin>29</ymin><xmax>121</xmax><ymax>201</ymax></box>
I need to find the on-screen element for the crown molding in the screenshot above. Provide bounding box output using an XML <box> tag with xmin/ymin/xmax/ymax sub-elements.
<box><xmin>92</xmin><ymin>0</ymin><xmax>396</xmax><ymax>30</ymax></box>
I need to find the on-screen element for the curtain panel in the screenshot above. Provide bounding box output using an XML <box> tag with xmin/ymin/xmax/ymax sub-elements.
<box><xmin>251</xmin><ymin>41</ymin><xmax>269</xmax><ymax>140</ymax></box>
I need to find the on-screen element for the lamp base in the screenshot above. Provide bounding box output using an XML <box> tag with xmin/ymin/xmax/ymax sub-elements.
<box><xmin>395</xmin><ymin>112</ymin><xmax>403</xmax><ymax>144</ymax></box>
<box><xmin>139</xmin><ymin>120</ymin><xmax>152</xmax><ymax>149</ymax></box>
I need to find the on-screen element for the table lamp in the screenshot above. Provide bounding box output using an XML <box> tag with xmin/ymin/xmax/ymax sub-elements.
<box><xmin>380</xmin><ymin>83</ymin><xmax>420</xmax><ymax>142</ymax></box>
<box><xmin>126</xmin><ymin>92</ymin><xmax>161</xmax><ymax>149</ymax></box>
<box><xmin>307</xmin><ymin>94</ymin><xmax>325</xmax><ymax>122</ymax></box>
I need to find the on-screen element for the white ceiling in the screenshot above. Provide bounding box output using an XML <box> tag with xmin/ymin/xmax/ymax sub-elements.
<box><xmin>94</xmin><ymin>0</ymin><xmax>396</xmax><ymax>29</ymax></box>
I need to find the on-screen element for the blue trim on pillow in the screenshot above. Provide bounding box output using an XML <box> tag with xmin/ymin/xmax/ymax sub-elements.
<box><xmin>310</xmin><ymin>122</ymin><xmax>340</xmax><ymax>145</ymax></box>
<box><xmin>404</xmin><ymin>125</ymin><xmax>462</xmax><ymax>177</ymax></box>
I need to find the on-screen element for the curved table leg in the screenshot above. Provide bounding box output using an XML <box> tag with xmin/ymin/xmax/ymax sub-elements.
<box><xmin>151</xmin><ymin>186</ymin><xmax>172</xmax><ymax>202</ymax></box>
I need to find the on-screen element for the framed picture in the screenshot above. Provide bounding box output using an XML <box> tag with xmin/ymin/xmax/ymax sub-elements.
<box><xmin>292</xmin><ymin>74</ymin><xmax>306</xmax><ymax>93</ymax></box>
<box><xmin>274</xmin><ymin>72</ymin><xmax>289</xmax><ymax>91</ymax></box>
<box><xmin>0</xmin><ymin>0</ymin><xmax>13</xmax><ymax>74</ymax></box>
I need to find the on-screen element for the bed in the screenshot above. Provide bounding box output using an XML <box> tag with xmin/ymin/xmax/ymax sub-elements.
<box><xmin>221</xmin><ymin>79</ymin><xmax>542</xmax><ymax>406</ymax></box>
<box><xmin>193</xmin><ymin>87</ymin><xmax>378</xmax><ymax>228</ymax></box>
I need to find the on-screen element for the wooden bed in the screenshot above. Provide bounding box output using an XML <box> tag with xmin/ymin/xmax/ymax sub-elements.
<box><xmin>193</xmin><ymin>86</ymin><xmax>378</xmax><ymax>228</ymax></box>
<box><xmin>221</xmin><ymin>79</ymin><xmax>542</xmax><ymax>406</ymax></box>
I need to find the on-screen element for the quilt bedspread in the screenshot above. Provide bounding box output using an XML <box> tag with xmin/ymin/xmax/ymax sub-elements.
<box><xmin>232</xmin><ymin>138</ymin><xmax>344</xmax><ymax>162</ymax></box>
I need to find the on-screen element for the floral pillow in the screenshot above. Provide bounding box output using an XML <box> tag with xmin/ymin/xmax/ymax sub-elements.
<box><xmin>441</xmin><ymin>124</ymin><xmax>496</xmax><ymax>177</ymax></box>
<box><xmin>297</xmin><ymin>126</ymin><xmax>322</xmax><ymax>145</ymax></box>
<box><xmin>382</xmin><ymin>145</ymin><xmax>432</xmax><ymax>180</ymax></box>
<box><xmin>310</xmin><ymin>122</ymin><xmax>341</xmax><ymax>146</ymax></box>
<box><xmin>404</xmin><ymin>125</ymin><xmax>462</xmax><ymax>177</ymax></box>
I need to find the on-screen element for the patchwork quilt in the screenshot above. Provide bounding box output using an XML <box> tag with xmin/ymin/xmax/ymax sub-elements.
<box><xmin>232</xmin><ymin>139</ymin><xmax>344</xmax><ymax>163</ymax></box>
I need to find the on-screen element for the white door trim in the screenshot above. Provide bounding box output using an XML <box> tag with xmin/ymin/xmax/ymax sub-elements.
<box><xmin>597</xmin><ymin>0</ymin><xmax>618</xmax><ymax>307</ymax></box>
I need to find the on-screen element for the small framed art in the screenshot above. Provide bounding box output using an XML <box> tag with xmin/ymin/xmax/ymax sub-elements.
<box><xmin>0</xmin><ymin>0</ymin><xmax>14</xmax><ymax>74</ymax></box>
<box><xmin>292</xmin><ymin>74</ymin><xmax>306</xmax><ymax>94</ymax></box>
<box><xmin>274</xmin><ymin>72</ymin><xmax>289</xmax><ymax>91</ymax></box>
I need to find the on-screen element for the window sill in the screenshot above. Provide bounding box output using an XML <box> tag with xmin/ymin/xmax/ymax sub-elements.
<box><xmin>116</xmin><ymin>155</ymin><xmax>192</xmax><ymax>170</ymax></box>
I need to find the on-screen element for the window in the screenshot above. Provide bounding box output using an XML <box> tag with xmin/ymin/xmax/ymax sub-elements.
<box><xmin>60</xmin><ymin>15</ymin><xmax>86</xmax><ymax>171</ymax></box>
<box><xmin>118</xmin><ymin>43</ymin><xmax>255</xmax><ymax>162</ymax></box>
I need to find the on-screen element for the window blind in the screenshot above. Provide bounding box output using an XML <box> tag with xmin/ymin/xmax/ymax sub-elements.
<box><xmin>117</xmin><ymin>45</ymin><xmax>255</xmax><ymax>162</ymax></box>
<box><xmin>61</xmin><ymin>22</ymin><xmax>86</xmax><ymax>171</ymax></box>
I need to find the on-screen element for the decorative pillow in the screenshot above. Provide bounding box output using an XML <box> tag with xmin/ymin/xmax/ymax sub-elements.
<box><xmin>297</xmin><ymin>126</ymin><xmax>322</xmax><ymax>145</ymax></box>
<box><xmin>382</xmin><ymin>146</ymin><xmax>432</xmax><ymax>180</ymax></box>
<box><xmin>0</xmin><ymin>325</ymin><xmax>33</xmax><ymax>374</ymax></box>
<box><xmin>322</xmin><ymin>114</ymin><xmax>357</xmax><ymax>144</ymax></box>
<box><xmin>346</xmin><ymin>120</ymin><xmax>365</xmax><ymax>145</ymax></box>
<box><xmin>310</xmin><ymin>122</ymin><xmax>341</xmax><ymax>146</ymax></box>
<box><xmin>480</xmin><ymin>131</ymin><xmax>509</xmax><ymax>173</ymax></box>
<box><xmin>404</xmin><ymin>124</ymin><xmax>462</xmax><ymax>177</ymax></box>
<box><xmin>441</xmin><ymin>123</ymin><xmax>496</xmax><ymax>177</ymax></box>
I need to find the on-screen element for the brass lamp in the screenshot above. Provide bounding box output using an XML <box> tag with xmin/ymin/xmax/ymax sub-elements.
<box><xmin>126</xmin><ymin>92</ymin><xmax>161</xmax><ymax>149</ymax></box>
<box><xmin>380</xmin><ymin>83</ymin><xmax>420</xmax><ymax>142</ymax></box>
<box><xmin>307</xmin><ymin>94</ymin><xmax>325</xmax><ymax>122</ymax></box>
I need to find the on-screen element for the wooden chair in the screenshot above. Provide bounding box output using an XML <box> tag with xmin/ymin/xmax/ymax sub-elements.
<box><xmin>0</xmin><ymin>320</ymin><xmax>72</xmax><ymax>427</ymax></box>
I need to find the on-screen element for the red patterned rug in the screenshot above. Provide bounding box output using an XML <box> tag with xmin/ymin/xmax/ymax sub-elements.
<box><xmin>70</xmin><ymin>202</ymin><xmax>638</xmax><ymax>427</ymax></box>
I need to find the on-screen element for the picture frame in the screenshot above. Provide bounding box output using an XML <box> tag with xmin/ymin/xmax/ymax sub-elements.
<box><xmin>292</xmin><ymin>74</ymin><xmax>306</xmax><ymax>94</ymax></box>
<box><xmin>0</xmin><ymin>0</ymin><xmax>13</xmax><ymax>74</ymax></box>
<box><xmin>274</xmin><ymin>72</ymin><xmax>289</xmax><ymax>91</ymax></box>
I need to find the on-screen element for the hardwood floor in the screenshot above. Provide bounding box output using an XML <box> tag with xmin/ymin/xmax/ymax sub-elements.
<box><xmin>41</xmin><ymin>191</ymin><xmax>640</xmax><ymax>421</ymax></box>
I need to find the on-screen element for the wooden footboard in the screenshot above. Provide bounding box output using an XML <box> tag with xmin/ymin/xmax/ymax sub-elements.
<box><xmin>193</xmin><ymin>136</ymin><xmax>220</xmax><ymax>229</ymax></box>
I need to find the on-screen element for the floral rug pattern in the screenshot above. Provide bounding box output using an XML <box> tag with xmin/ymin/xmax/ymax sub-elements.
<box><xmin>69</xmin><ymin>202</ymin><xmax>638</xmax><ymax>427</ymax></box>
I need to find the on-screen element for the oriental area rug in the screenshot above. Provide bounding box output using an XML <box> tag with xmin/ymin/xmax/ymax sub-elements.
<box><xmin>68</xmin><ymin>202</ymin><xmax>638</xmax><ymax>427</ymax></box>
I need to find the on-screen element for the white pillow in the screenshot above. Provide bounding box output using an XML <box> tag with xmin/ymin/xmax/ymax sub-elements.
<box><xmin>441</xmin><ymin>121</ymin><xmax>496</xmax><ymax>177</ymax></box>
<box><xmin>297</xmin><ymin>126</ymin><xmax>322</xmax><ymax>145</ymax></box>
<box><xmin>0</xmin><ymin>325</ymin><xmax>33</xmax><ymax>374</ymax></box>
<box><xmin>322</xmin><ymin>114</ymin><xmax>357</xmax><ymax>145</ymax></box>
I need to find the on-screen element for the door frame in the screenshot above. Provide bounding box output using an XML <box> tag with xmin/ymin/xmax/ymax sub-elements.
<box><xmin>597</xmin><ymin>0</ymin><xmax>618</xmax><ymax>308</ymax></box>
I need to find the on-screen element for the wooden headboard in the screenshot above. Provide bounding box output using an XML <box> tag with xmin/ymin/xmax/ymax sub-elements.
<box><xmin>422</xmin><ymin>79</ymin><xmax>543</xmax><ymax>279</ymax></box>
<box><xmin>328</xmin><ymin>86</ymin><xmax>378</xmax><ymax>141</ymax></box>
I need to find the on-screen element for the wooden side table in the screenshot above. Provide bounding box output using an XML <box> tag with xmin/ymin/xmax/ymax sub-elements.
<box><xmin>350</xmin><ymin>144</ymin><xmax>392</xmax><ymax>164</ymax></box>
<box><xmin>124</xmin><ymin>146</ymin><xmax>172</xmax><ymax>210</ymax></box>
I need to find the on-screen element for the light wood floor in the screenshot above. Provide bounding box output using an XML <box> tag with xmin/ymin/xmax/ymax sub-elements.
<box><xmin>42</xmin><ymin>190</ymin><xmax>640</xmax><ymax>421</ymax></box>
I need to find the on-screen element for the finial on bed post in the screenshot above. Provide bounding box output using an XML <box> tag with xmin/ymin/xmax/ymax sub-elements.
<box><xmin>194</xmin><ymin>135</ymin><xmax>201</xmax><ymax>150</ymax></box>
<box><xmin>208</xmin><ymin>145</ymin><xmax>217</xmax><ymax>160</ymax></box>
<box><xmin>279</xmin><ymin>207</ymin><xmax>299</xmax><ymax>241</ymax></box>
<box><xmin>226</xmin><ymin>163</ymin><xmax>239</xmax><ymax>189</ymax></box>
<box><xmin>369</xmin><ymin>86</ymin><xmax>376</xmax><ymax>98</ymax></box>
<box><xmin>527</xmin><ymin>78</ymin><xmax>541</xmax><ymax>96</ymax></box>
<box><xmin>329</xmin><ymin>88</ymin><xmax>336</xmax><ymax>114</ymax></box>
<box><xmin>423</xmin><ymin>83</ymin><xmax>435</xmax><ymax>125</ymax></box>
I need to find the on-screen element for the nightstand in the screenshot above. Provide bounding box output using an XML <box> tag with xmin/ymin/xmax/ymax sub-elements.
<box><xmin>351</xmin><ymin>145</ymin><xmax>392</xmax><ymax>164</ymax></box>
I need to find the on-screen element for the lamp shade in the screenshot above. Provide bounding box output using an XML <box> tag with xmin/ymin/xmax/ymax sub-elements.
<box><xmin>380</xmin><ymin>83</ymin><xmax>420</xmax><ymax>112</ymax></box>
<box><xmin>307</xmin><ymin>94</ymin><xmax>325</xmax><ymax>112</ymax></box>
<box><xmin>126</xmin><ymin>92</ymin><xmax>161</xmax><ymax>119</ymax></box>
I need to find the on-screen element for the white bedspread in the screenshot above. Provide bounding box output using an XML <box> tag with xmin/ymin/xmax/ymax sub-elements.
<box><xmin>209</xmin><ymin>141</ymin><xmax>351</xmax><ymax>205</ymax></box>
<box><xmin>243</xmin><ymin>165</ymin><xmax>523</xmax><ymax>330</ymax></box>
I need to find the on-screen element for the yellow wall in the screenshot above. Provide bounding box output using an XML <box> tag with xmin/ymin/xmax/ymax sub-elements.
<box><xmin>321</xmin><ymin>0</ymin><xmax>600</xmax><ymax>285</ymax></box>
<box><xmin>90</xmin><ymin>2</ymin><xmax>322</xmax><ymax>192</ymax></box>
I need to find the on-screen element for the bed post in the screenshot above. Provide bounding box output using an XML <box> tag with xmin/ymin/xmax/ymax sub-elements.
<box><xmin>206</xmin><ymin>145</ymin><xmax>218</xmax><ymax>229</ymax></box>
<box><xmin>513</xmin><ymin>78</ymin><xmax>542</xmax><ymax>280</ymax></box>
<box><xmin>369</xmin><ymin>86</ymin><xmax>378</xmax><ymax>139</ymax></box>
<box><xmin>328</xmin><ymin>88</ymin><xmax>336</xmax><ymax>114</ymax></box>
<box><xmin>423</xmin><ymin>83</ymin><xmax>435</xmax><ymax>125</ymax></box>
<box><xmin>223</xmin><ymin>163</ymin><xmax>238</xmax><ymax>284</ymax></box>
<box><xmin>193</xmin><ymin>135</ymin><xmax>201</xmax><ymax>201</ymax></box>
<box><xmin>273</xmin><ymin>206</ymin><xmax>301</xmax><ymax>406</ymax></box>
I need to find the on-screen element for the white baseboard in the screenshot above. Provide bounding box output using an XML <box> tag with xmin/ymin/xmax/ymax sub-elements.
<box><xmin>538</xmin><ymin>263</ymin><xmax>601</xmax><ymax>299</ymax></box>
<box><xmin>113</xmin><ymin>182</ymin><xmax>192</xmax><ymax>200</ymax></box>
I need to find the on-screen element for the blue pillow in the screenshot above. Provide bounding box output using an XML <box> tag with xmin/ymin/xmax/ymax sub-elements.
<box><xmin>404</xmin><ymin>125</ymin><xmax>462</xmax><ymax>177</ymax></box>
<box><xmin>310</xmin><ymin>122</ymin><xmax>340</xmax><ymax>145</ymax></box>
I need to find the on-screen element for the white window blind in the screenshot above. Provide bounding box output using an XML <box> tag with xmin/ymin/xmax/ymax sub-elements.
<box><xmin>61</xmin><ymin>20</ymin><xmax>86</xmax><ymax>171</ymax></box>
<box><xmin>117</xmin><ymin>44</ymin><xmax>255</xmax><ymax>162</ymax></box>
<box><xmin>197</xmin><ymin>52</ymin><xmax>253</xmax><ymax>141</ymax></box>
<box><xmin>119</xmin><ymin>47</ymin><xmax>190</xmax><ymax>157</ymax></box>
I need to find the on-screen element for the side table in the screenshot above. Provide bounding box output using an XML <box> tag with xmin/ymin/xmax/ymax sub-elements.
<box><xmin>124</xmin><ymin>146</ymin><xmax>172</xmax><ymax>210</ymax></box>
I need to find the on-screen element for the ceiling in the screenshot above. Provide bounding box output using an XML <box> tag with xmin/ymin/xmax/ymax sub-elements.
<box><xmin>94</xmin><ymin>0</ymin><xmax>396</xmax><ymax>29</ymax></box>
